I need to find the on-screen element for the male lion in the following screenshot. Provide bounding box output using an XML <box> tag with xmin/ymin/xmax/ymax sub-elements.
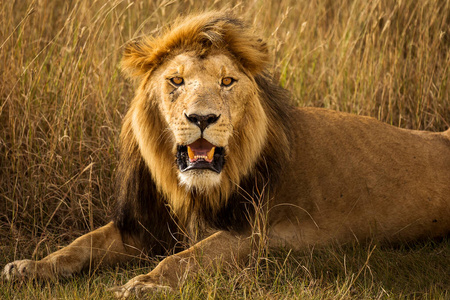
<box><xmin>4</xmin><ymin>11</ymin><xmax>450</xmax><ymax>298</ymax></box>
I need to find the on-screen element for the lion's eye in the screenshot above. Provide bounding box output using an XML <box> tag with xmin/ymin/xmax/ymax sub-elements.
<box><xmin>221</xmin><ymin>77</ymin><xmax>235</xmax><ymax>87</ymax></box>
<box><xmin>170</xmin><ymin>77</ymin><xmax>184</xmax><ymax>86</ymax></box>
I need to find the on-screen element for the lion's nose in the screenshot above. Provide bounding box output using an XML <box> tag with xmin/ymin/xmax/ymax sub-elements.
<box><xmin>185</xmin><ymin>113</ymin><xmax>220</xmax><ymax>132</ymax></box>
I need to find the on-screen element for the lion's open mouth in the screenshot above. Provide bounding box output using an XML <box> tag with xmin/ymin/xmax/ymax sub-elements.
<box><xmin>176</xmin><ymin>138</ymin><xmax>225</xmax><ymax>173</ymax></box>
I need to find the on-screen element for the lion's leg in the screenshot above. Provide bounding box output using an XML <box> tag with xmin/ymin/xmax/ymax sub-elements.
<box><xmin>3</xmin><ymin>222</ymin><xmax>137</xmax><ymax>280</ymax></box>
<box><xmin>111</xmin><ymin>230</ymin><xmax>251</xmax><ymax>298</ymax></box>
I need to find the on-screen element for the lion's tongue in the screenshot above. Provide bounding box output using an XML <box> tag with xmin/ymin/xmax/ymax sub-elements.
<box><xmin>187</xmin><ymin>139</ymin><xmax>215</xmax><ymax>163</ymax></box>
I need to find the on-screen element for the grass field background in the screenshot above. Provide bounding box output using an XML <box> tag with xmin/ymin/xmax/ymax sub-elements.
<box><xmin>1</xmin><ymin>0</ymin><xmax>449</xmax><ymax>298</ymax></box>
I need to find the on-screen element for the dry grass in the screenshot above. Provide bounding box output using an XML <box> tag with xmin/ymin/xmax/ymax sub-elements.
<box><xmin>1</xmin><ymin>0</ymin><xmax>449</xmax><ymax>299</ymax></box>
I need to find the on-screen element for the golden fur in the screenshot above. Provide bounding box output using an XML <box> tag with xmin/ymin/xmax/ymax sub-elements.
<box><xmin>4</xmin><ymin>11</ymin><xmax>450</xmax><ymax>298</ymax></box>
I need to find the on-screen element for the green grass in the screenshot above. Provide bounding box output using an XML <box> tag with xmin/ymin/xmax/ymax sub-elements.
<box><xmin>1</xmin><ymin>0</ymin><xmax>450</xmax><ymax>298</ymax></box>
<box><xmin>2</xmin><ymin>241</ymin><xmax>450</xmax><ymax>299</ymax></box>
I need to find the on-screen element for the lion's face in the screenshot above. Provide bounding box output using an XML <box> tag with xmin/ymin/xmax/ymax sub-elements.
<box><xmin>122</xmin><ymin>14</ymin><xmax>272</xmax><ymax>204</ymax></box>
<box><xmin>148</xmin><ymin>52</ymin><xmax>257</xmax><ymax>191</ymax></box>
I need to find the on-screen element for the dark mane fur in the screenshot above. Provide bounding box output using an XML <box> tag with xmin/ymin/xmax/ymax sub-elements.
<box><xmin>112</xmin><ymin>143</ymin><xmax>181</xmax><ymax>255</ymax></box>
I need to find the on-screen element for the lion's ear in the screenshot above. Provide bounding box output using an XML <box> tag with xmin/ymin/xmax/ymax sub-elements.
<box><xmin>121</xmin><ymin>38</ymin><xmax>156</xmax><ymax>82</ymax></box>
<box><xmin>241</xmin><ymin>37</ymin><xmax>269</xmax><ymax>74</ymax></box>
<box><xmin>223</xmin><ymin>29</ymin><xmax>270</xmax><ymax>75</ymax></box>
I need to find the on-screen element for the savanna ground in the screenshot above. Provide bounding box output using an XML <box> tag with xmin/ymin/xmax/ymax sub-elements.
<box><xmin>1</xmin><ymin>0</ymin><xmax>450</xmax><ymax>299</ymax></box>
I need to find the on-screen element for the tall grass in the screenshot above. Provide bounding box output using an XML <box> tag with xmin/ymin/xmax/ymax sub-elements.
<box><xmin>1</xmin><ymin>0</ymin><xmax>449</xmax><ymax>299</ymax></box>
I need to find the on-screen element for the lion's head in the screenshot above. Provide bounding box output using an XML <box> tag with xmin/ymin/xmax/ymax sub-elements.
<box><xmin>149</xmin><ymin>51</ymin><xmax>270</xmax><ymax>192</ymax></box>
<box><xmin>117</xmin><ymin>11</ymin><xmax>291</xmax><ymax>227</ymax></box>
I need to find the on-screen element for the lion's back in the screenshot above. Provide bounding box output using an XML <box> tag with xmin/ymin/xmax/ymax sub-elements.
<box><xmin>268</xmin><ymin>107</ymin><xmax>450</xmax><ymax>246</ymax></box>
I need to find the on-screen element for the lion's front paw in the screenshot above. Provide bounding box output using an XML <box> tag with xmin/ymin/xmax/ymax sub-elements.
<box><xmin>3</xmin><ymin>260</ymin><xmax>37</xmax><ymax>280</ymax></box>
<box><xmin>109</xmin><ymin>274</ymin><xmax>172</xmax><ymax>299</ymax></box>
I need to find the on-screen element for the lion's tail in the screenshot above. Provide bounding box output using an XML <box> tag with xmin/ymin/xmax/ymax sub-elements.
<box><xmin>444</xmin><ymin>128</ymin><xmax>450</xmax><ymax>139</ymax></box>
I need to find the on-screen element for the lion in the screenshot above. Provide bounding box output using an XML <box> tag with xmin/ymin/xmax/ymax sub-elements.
<box><xmin>3</xmin><ymin>11</ymin><xmax>450</xmax><ymax>298</ymax></box>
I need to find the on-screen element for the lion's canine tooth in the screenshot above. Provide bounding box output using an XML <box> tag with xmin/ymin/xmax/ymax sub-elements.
<box><xmin>207</xmin><ymin>147</ymin><xmax>215</xmax><ymax>161</ymax></box>
<box><xmin>187</xmin><ymin>146</ymin><xmax>195</xmax><ymax>161</ymax></box>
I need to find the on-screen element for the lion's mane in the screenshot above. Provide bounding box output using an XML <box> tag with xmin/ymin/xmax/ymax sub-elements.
<box><xmin>112</xmin><ymin>11</ymin><xmax>293</xmax><ymax>253</ymax></box>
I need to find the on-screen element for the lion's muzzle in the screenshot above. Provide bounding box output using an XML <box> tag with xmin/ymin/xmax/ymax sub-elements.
<box><xmin>177</xmin><ymin>138</ymin><xmax>225</xmax><ymax>173</ymax></box>
<box><xmin>185</xmin><ymin>113</ymin><xmax>221</xmax><ymax>132</ymax></box>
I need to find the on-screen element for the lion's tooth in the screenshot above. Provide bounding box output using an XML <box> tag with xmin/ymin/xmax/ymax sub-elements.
<box><xmin>187</xmin><ymin>146</ymin><xmax>195</xmax><ymax>160</ymax></box>
<box><xmin>207</xmin><ymin>147</ymin><xmax>215</xmax><ymax>161</ymax></box>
